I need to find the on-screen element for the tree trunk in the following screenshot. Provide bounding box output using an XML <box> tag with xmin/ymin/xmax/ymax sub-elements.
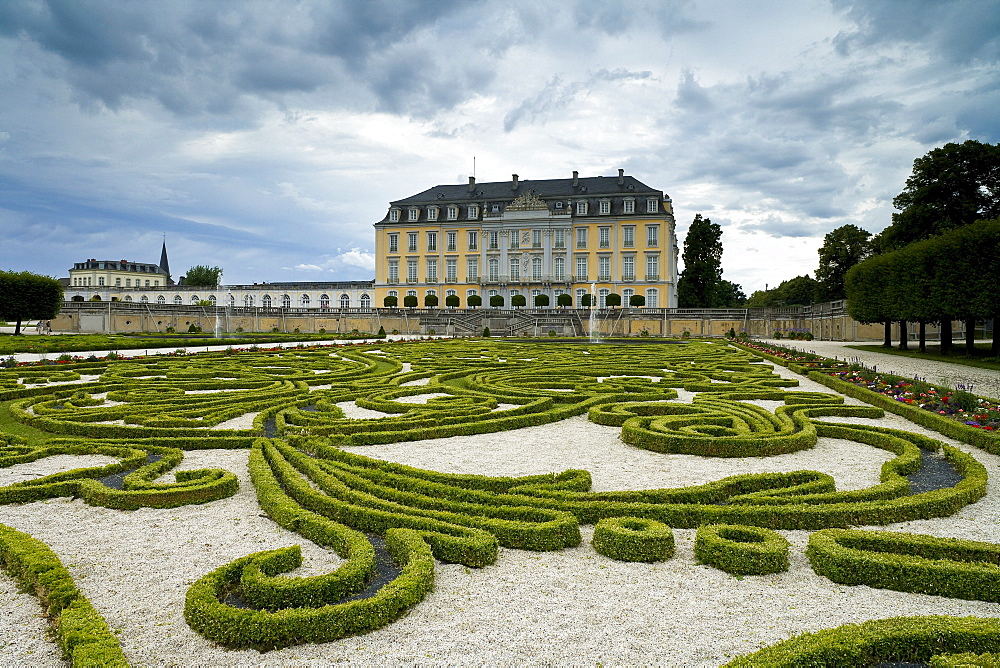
<box><xmin>898</xmin><ymin>320</ymin><xmax>908</xmax><ymax>350</ymax></box>
<box><xmin>941</xmin><ymin>319</ymin><xmax>952</xmax><ymax>354</ymax></box>
<box><xmin>966</xmin><ymin>318</ymin><xmax>976</xmax><ymax>354</ymax></box>
<box><xmin>918</xmin><ymin>322</ymin><xmax>926</xmax><ymax>353</ymax></box>
<box><xmin>13</xmin><ymin>318</ymin><xmax>22</xmax><ymax>335</ymax></box>
<box><xmin>883</xmin><ymin>321</ymin><xmax>892</xmax><ymax>348</ymax></box>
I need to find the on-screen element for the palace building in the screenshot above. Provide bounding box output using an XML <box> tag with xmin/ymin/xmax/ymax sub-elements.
<box><xmin>373</xmin><ymin>170</ymin><xmax>678</xmax><ymax>309</ymax></box>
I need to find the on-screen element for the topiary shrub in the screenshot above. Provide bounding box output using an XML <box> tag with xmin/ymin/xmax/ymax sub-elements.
<box><xmin>695</xmin><ymin>524</ymin><xmax>790</xmax><ymax>575</ymax></box>
<box><xmin>482</xmin><ymin>327</ymin><xmax>491</xmax><ymax>337</ymax></box>
<box><xmin>377</xmin><ymin>325</ymin><xmax>386</xmax><ymax>338</ymax></box>
<box><xmin>727</xmin><ymin>328</ymin><xmax>736</xmax><ymax>338</ymax></box>
<box><xmin>592</xmin><ymin>517</ymin><xmax>674</xmax><ymax>562</ymax></box>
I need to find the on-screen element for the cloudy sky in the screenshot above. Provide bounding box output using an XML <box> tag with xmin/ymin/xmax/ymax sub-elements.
<box><xmin>1</xmin><ymin>0</ymin><xmax>997</xmax><ymax>293</ymax></box>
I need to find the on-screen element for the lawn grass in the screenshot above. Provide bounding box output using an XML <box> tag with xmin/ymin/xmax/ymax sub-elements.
<box><xmin>0</xmin><ymin>400</ymin><xmax>54</xmax><ymax>446</ymax></box>
<box><xmin>846</xmin><ymin>343</ymin><xmax>1000</xmax><ymax>373</ymax></box>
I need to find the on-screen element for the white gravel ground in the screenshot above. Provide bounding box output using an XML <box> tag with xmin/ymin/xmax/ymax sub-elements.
<box><xmin>1</xmin><ymin>346</ymin><xmax>999</xmax><ymax>666</ymax></box>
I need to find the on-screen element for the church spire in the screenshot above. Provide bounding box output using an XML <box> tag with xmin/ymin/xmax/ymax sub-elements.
<box><xmin>159</xmin><ymin>235</ymin><xmax>171</xmax><ymax>281</ymax></box>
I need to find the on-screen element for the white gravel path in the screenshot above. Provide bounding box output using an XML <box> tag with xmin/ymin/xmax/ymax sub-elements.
<box><xmin>1</xmin><ymin>348</ymin><xmax>999</xmax><ymax>666</ymax></box>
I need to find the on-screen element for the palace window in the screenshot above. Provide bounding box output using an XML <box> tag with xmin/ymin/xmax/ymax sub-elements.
<box><xmin>646</xmin><ymin>225</ymin><xmax>659</xmax><ymax>247</ymax></box>
<box><xmin>645</xmin><ymin>288</ymin><xmax>659</xmax><ymax>308</ymax></box>
<box><xmin>408</xmin><ymin>232</ymin><xmax>418</xmax><ymax>253</ymax></box>
<box><xmin>468</xmin><ymin>204</ymin><xmax>479</xmax><ymax>219</ymax></box>
<box><xmin>408</xmin><ymin>207</ymin><xmax>419</xmax><ymax>222</ymax></box>
<box><xmin>599</xmin><ymin>226</ymin><xmax>610</xmax><ymax>248</ymax></box>
<box><xmin>447</xmin><ymin>205</ymin><xmax>458</xmax><ymax>221</ymax></box>
<box><xmin>446</xmin><ymin>231</ymin><xmax>456</xmax><ymax>251</ymax></box>
<box><xmin>532</xmin><ymin>256</ymin><xmax>542</xmax><ymax>280</ymax></box>
<box><xmin>622</xmin><ymin>256</ymin><xmax>635</xmax><ymax>281</ymax></box>
<box><xmin>554</xmin><ymin>256</ymin><xmax>565</xmax><ymax>280</ymax></box>
<box><xmin>575</xmin><ymin>256</ymin><xmax>588</xmax><ymax>281</ymax></box>
<box><xmin>509</xmin><ymin>231</ymin><xmax>519</xmax><ymax>249</ymax></box>
<box><xmin>468</xmin><ymin>230</ymin><xmax>478</xmax><ymax>250</ymax></box>
<box><xmin>157</xmin><ymin>295</ymin><xmax>166</xmax><ymax>304</ymax></box>
<box><xmin>623</xmin><ymin>226</ymin><xmax>635</xmax><ymax>248</ymax></box>
<box><xmin>598</xmin><ymin>288</ymin><xmax>610</xmax><ymax>308</ymax></box>
<box><xmin>320</xmin><ymin>294</ymin><xmax>330</xmax><ymax>308</ymax></box>
<box><xmin>191</xmin><ymin>295</ymin><xmax>200</xmax><ymax>304</ymax></box>
<box><xmin>622</xmin><ymin>288</ymin><xmax>634</xmax><ymax>305</ymax></box>
<box><xmin>576</xmin><ymin>228</ymin><xmax>587</xmax><ymax>248</ymax></box>
<box><xmin>646</xmin><ymin>254</ymin><xmax>659</xmax><ymax>281</ymax></box>
<box><xmin>467</xmin><ymin>257</ymin><xmax>479</xmax><ymax>281</ymax></box>
<box><xmin>599</xmin><ymin>199</ymin><xmax>611</xmax><ymax>215</ymax></box>
<box><xmin>340</xmin><ymin>294</ymin><xmax>350</xmax><ymax>308</ymax></box>
<box><xmin>576</xmin><ymin>200</ymin><xmax>588</xmax><ymax>216</ymax></box>
<box><xmin>407</xmin><ymin>259</ymin><xmax>418</xmax><ymax>282</ymax></box>
<box><xmin>125</xmin><ymin>278</ymin><xmax>131</xmax><ymax>287</ymax></box>
<box><xmin>554</xmin><ymin>229</ymin><xmax>565</xmax><ymax>249</ymax></box>
<box><xmin>509</xmin><ymin>257</ymin><xmax>520</xmax><ymax>280</ymax></box>
<box><xmin>426</xmin><ymin>259</ymin><xmax>438</xmax><ymax>282</ymax></box>
<box><xmin>598</xmin><ymin>256</ymin><xmax>610</xmax><ymax>281</ymax></box>
<box><xmin>388</xmin><ymin>259</ymin><xmax>399</xmax><ymax>282</ymax></box>
<box><xmin>209</xmin><ymin>295</ymin><xmax>216</xmax><ymax>305</ymax></box>
<box><xmin>488</xmin><ymin>258</ymin><xmax>499</xmax><ymax>281</ymax></box>
<box><xmin>389</xmin><ymin>209</ymin><xmax>400</xmax><ymax>222</ymax></box>
<box><xmin>244</xmin><ymin>295</ymin><xmax>253</xmax><ymax>308</ymax></box>
<box><xmin>388</xmin><ymin>233</ymin><xmax>398</xmax><ymax>253</ymax></box>
<box><xmin>532</xmin><ymin>229</ymin><xmax>542</xmax><ymax>248</ymax></box>
<box><xmin>300</xmin><ymin>294</ymin><xmax>311</xmax><ymax>307</ymax></box>
<box><xmin>427</xmin><ymin>232</ymin><xmax>437</xmax><ymax>252</ymax></box>
<box><xmin>446</xmin><ymin>258</ymin><xmax>457</xmax><ymax>281</ymax></box>
<box><xmin>262</xmin><ymin>294</ymin><xmax>272</xmax><ymax>308</ymax></box>
<box><xmin>427</xmin><ymin>206</ymin><xmax>439</xmax><ymax>222</ymax></box>
<box><xmin>623</xmin><ymin>198</ymin><xmax>635</xmax><ymax>214</ymax></box>
<box><xmin>174</xmin><ymin>295</ymin><xmax>183</xmax><ymax>304</ymax></box>
<box><xmin>360</xmin><ymin>294</ymin><xmax>371</xmax><ymax>310</ymax></box>
<box><xmin>647</xmin><ymin>198</ymin><xmax>659</xmax><ymax>213</ymax></box>
<box><xmin>98</xmin><ymin>277</ymin><xmax>105</xmax><ymax>286</ymax></box>
<box><xmin>141</xmin><ymin>295</ymin><xmax>148</xmax><ymax>303</ymax></box>
<box><xmin>123</xmin><ymin>295</ymin><xmax>132</xmax><ymax>302</ymax></box>
<box><xmin>489</xmin><ymin>231</ymin><xmax>499</xmax><ymax>250</ymax></box>
<box><xmin>282</xmin><ymin>294</ymin><xmax>291</xmax><ymax>308</ymax></box>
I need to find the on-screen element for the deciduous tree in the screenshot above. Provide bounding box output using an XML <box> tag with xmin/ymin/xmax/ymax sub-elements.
<box><xmin>0</xmin><ymin>271</ymin><xmax>64</xmax><ymax>335</ymax></box>
<box><xmin>184</xmin><ymin>265</ymin><xmax>223</xmax><ymax>287</ymax></box>
<box><xmin>816</xmin><ymin>224</ymin><xmax>872</xmax><ymax>300</ymax></box>
<box><xmin>677</xmin><ymin>214</ymin><xmax>723</xmax><ymax>308</ymax></box>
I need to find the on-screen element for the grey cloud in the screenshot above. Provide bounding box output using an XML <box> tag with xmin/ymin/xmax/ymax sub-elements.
<box><xmin>740</xmin><ymin>215</ymin><xmax>819</xmax><ymax>238</ymax></box>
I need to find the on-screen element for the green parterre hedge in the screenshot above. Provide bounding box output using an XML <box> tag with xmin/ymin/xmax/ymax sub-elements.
<box><xmin>695</xmin><ymin>524</ymin><xmax>790</xmax><ymax>575</ymax></box>
<box><xmin>2</xmin><ymin>338</ymin><xmax>1000</xmax><ymax>659</ymax></box>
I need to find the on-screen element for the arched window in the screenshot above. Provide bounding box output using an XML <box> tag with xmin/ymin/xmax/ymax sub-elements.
<box><xmin>466</xmin><ymin>289</ymin><xmax>478</xmax><ymax>298</ymax></box>
<box><xmin>426</xmin><ymin>289</ymin><xmax>436</xmax><ymax>296</ymax></box>
<box><xmin>300</xmin><ymin>294</ymin><xmax>310</xmax><ymax>308</ymax></box>
<box><xmin>190</xmin><ymin>295</ymin><xmax>200</xmax><ymax>304</ymax></box>
<box><xmin>575</xmin><ymin>288</ymin><xmax>587</xmax><ymax>304</ymax></box>
<box><xmin>173</xmin><ymin>294</ymin><xmax>182</xmax><ymax>304</ymax></box>
<box><xmin>622</xmin><ymin>288</ymin><xmax>634</xmax><ymax>305</ymax></box>
<box><xmin>281</xmin><ymin>294</ymin><xmax>291</xmax><ymax>309</ymax></box>
<box><xmin>140</xmin><ymin>295</ymin><xmax>149</xmax><ymax>303</ymax></box>
<box><xmin>244</xmin><ymin>294</ymin><xmax>254</xmax><ymax>308</ymax></box>
<box><xmin>262</xmin><ymin>294</ymin><xmax>272</xmax><ymax>308</ymax></box>
<box><xmin>157</xmin><ymin>295</ymin><xmax>166</xmax><ymax>304</ymax></box>
<box><xmin>208</xmin><ymin>295</ymin><xmax>217</xmax><ymax>305</ymax></box>
<box><xmin>645</xmin><ymin>288</ymin><xmax>658</xmax><ymax>308</ymax></box>
<box><xmin>123</xmin><ymin>295</ymin><xmax>133</xmax><ymax>302</ymax></box>
<box><xmin>406</xmin><ymin>290</ymin><xmax>417</xmax><ymax>297</ymax></box>
<box><xmin>388</xmin><ymin>290</ymin><xmax>398</xmax><ymax>299</ymax></box>
<box><xmin>598</xmin><ymin>288</ymin><xmax>610</xmax><ymax>308</ymax></box>
<box><xmin>228</xmin><ymin>294</ymin><xmax>235</xmax><ymax>307</ymax></box>
<box><xmin>319</xmin><ymin>293</ymin><xmax>330</xmax><ymax>308</ymax></box>
<box><xmin>339</xmin><ymin>294</ymin><xmax>350</xmax><ymax>309</ymax></box>
<box><xmin>360</xmin><ymin>293</ymin><xmax>371</xmax><ymax>310</ymax></box>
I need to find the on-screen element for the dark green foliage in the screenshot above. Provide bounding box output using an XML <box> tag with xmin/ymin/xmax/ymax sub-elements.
<box><xmin>403</xmin><ymin>295</ymin><xmax>418</xmax><ymax>308</ymax></box>
<box><xmin>377</xmin><ymin>325</ymin><xmax>386</xmax><ymax>337</ymax></box>
<box><xmin>581</xmin><ymin>294</ymin><xmax>593</xmax><ymax>307</ymax></box>
<box><xmin>383</xmin><ymin>295</ymin><xmax>398</xmax><ymax>307</ymax></box>
<box><xmin>489</xmin><ymin>295</ymin><xmax>504</xmax><ymax>308</ymax></box>
<box><xmin>816</xmin><ymin>224</ymin><xmax>872</xmax><ymax>300</ymax></box>
<box><xmin>695</xmin><ymin>524</ymin><xmax>790</xmax><ymax>575</ymax></box>
<box><xmin>0</xmin><ymin>270</ymin><xmax>64</xmax><ymax>335</ymax></box>
<box><xmin>557</xmin><ymin>293</ymin><xmax>572</xmax><ymax>307</ymax></box>
<box><xmin>534</xmin><ymin>293</ymin><xmax>550</xmax><ymax>307</ymax></box>
<box><xmin>511</xmin><ymin>294</ymin><xmax>526</xmax><ymax>308</ymax></box>
<box><xmin>468</xmin><ymin>294</ymin><xmax>483</xmax><ymax>308</ymax></box>
<box><xmin>423</xmin><ymin>293</ymin><xmax>438</xmax><ymax>308</ymax></box>
<box><xmin>445</xmin><ymin>294</ymin><xmax>460</xmax><ymax>308</ymax></box>
<box><xmin>678</xmin><ymin>214</ymin><xmax>738</xmax><ymax>308</ymax></box>
<box><xmin>876</xmin><ymin>140</ymin><xmax>1000</xmax><ymax>252</ymax></box>
<box><xmin>628</xmin><ymin>294</ymin><xmax>645</xmax><ymax>307</ymax></box>
<box><xmin>183</xmin><ymin>265</ymin><xmax>223</xmax><ymax>287</ymax></box>
<box><xmin>592</xmin><ymin>517</ymin><xmax>674</xmax><ymax>562</ymax></box>
<box><xmin>482</xmin><ymin>326</ymin><xmax>490</xmax><ymax>337</ymax></box>
<box><xmin>604</xmin><ymin>293</ymin><xmax>621</xmax><ymax>308</ymax></box>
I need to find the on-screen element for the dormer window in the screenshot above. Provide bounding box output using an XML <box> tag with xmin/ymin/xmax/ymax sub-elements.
<box><xmin>428</xmin><ymin>206</ymin><xmax>439</xmax><ymax>221</ymax></box>
<box><xmin>389</xmin><ymin>208</ymin><xmax>400</xmax><ymax>222</ymax></box>
<box><xmin>408</xmin><ymin>207</ymin><xmax>419</xmax><ymax>222</ymax></box>
<box><xmin>647</xmin><ymin>198</ymin><xmax>659</xmax><ymax>213</ymax></box>
<box><xmin>576</xmin><ymin>201</ymin><xmax>588</xmax><ymax>216</ymax></box>
<box><xmin>468</xmin><ymin>204</ymin><xmax>479</xmax><ymax>219</ymax></box>
<box><xmin>623</xmin><ymin>198</ymin><xmax>635</xmax><ymax>214</ymax></box>
<box><xmin>599</xmin><ymin>199</ymin><xmax>611</xmax><ymax>215</ymax></box>
<box><xmin>555</xmin><ymin>201</ymin><xmax>564</xmax><ymax>209</ymax></box>
<box><xmin>447</xmin><ymin>205</ymin><xmax>459</xmax><ymax>220</ymax></box>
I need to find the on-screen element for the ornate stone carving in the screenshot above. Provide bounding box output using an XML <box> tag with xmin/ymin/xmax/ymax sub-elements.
<box><xmin>506</xmin><ymin>190</ymin><xmax>548</xmax><ymax>211</ymax></box>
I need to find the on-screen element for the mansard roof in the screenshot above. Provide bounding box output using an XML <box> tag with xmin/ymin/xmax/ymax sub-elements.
<box><xmin>391</xmin><ymin>172</ymin><xmax>664</xmax><ymax>206</ymax></box>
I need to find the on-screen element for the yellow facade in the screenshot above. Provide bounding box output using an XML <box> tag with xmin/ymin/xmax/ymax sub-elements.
<box><xmin>374</xmin><ymin>172</ymin><xmax>678</xmax><ymax>308</ymax></box>
<box><xmin>69</xmin><ymin>259</ymin><xmax>167</xmax><ymax>290</ymax></box>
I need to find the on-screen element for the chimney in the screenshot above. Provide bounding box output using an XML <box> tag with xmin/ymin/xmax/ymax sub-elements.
<box><xmin>468</xmin><ymin>176</ymin><xmax>476</xmax><ymax>192</ymax></box>
<box><xmin>511</xmin><ymin>174</ymin><xmax>519</xmax><ymax>190</ymax></box>
<box><xmin>618</xmin><ymin>168</ymin><xmax>625</xmax><ymax>186</ymax></box>
<box><xmin>572</xmin><ymin>170</ymin><xmax>579</xmax><ymax>187</ymax></box>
